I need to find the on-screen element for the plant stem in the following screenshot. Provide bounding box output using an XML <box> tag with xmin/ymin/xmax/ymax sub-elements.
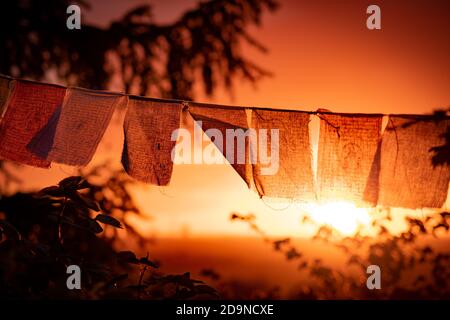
<box><xmin>137</xmin><ymin>252</ymin><xmax>149</xmax><ymax>299</ymax></box>
<box><xmin>57</xmin><ymin>197</ymin><xmax>67</xmax><ymax>246</ymax></box>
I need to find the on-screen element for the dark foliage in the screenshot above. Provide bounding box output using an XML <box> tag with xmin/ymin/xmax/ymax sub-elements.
<box><xmin>0</xmin><ymin>0</ymin><xmax>278</xmax><ymax>99</ymax></box>
<box><xmin>230</xmin><ymin>209</ymin><xmax>450</xmax><ymax>299</ymax></box>
<box><xmin>0</xmin><ymin>167</ymin><xmax>217</xmax><ymax>299</ymax></box>
<box><xmin>430</xmin><ymin>126</ymin><xmax>450</xmax><ymax>167</ymax></box>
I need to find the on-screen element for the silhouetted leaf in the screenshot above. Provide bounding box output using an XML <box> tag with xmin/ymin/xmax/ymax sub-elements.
<box><xmin>38</xmin><ymin>186</ymin><xmax>64</xmax><ymax>197</ymax></box>
<box><xmin>433</xmin><ymin>222</ymin><xmax>449</xmax><ymax>235</ymax></box>
<box><xmin>87</xmin><ymin>218</ymin><xmax>103</xmax><ymax>234</ymax></box>
<box><xmin>69</xmin><ymin>191</ymin><xmax>100</xmax><ymax>211</ymax></box>
<box><xmin>59</xmin><ymin>176</ymin><xmax>83</xmax><ymax>190</ymax></box>
<box><xmin>286</xmin><ymin>248</ymin><xmax>301</xmax><ymax>260</ymax></box>
<box><xmin>77</xmin><ymin>179</ymin><xmax>93</xmax><ymax>190</ymax></box>
<box><xmin>407</xmin><ymin>218</ymin><xmax>427</xmax><ymax>234</ymax></box>
<box><xmin>138</xmin><ymin>257</ymin><xmax>159</xmax><ymax>268</ymax></box>
<box><xmin>117</xmin><ymin>251</ymin><xmax>139</xmax><ymax>264</ymax></box>
<box><xmin>95</xmin><ymin>214</ymin><xmax>123</xmax><ymax>229</ymax></box>
<box><xmin>200</xmin><ymin>269</ymin><xmax>221</xmax><ymax>281</ymax></box>
<box><xmin>440</xmin><ymin>212</ymin><xmax>450</xmax><ymax>219</ymax></box>
<box><xmin>273</xmin><ymin>238</ymin><xmax>290</xmax><ymax>251</ymax></box>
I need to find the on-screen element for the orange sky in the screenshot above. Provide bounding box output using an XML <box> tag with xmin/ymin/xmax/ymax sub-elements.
<box><xmin>5</xmin><ymin>0</ymin><xmax>450</xmax><ymax>238</ymax></box>
<box><xmin>219</xmin><ymin>0</ymin><xmax>450</xmax><ymax>115</ymax></box>
<box><xmin>85</xmin><ymin>0</ymin><xmax>450</xmax><ymax>114</ymax></box>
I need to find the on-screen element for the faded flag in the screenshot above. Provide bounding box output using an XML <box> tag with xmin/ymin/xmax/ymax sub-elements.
<box><xmin>28</xmin><ymin>88</ymin><xmax>124</xmax><ymax>166</ymax></box>
<box><xmin>0</xmin><ymin>80</ymin><xmax>66</xmax><ymax>167</ymax></box>
<box><xmin>121</xmin><ymin>98</ymin><xmax>183</xmax><ymax>185</ymax></box>
<box><xmin>317</xmin><ymin>114</ymin><xmax>382</xmax><ymax>205</ymax></box>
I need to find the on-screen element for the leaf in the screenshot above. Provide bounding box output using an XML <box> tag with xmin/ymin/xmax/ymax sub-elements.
<box><xmin>95</xmin><ymin>214</ymin><xmax>123</xmax><ymax>229</ymax></box>
<box><xmin>69</xmin><ymin>191</ymin><xmax>100</xmax><ymax>211</ymax></box>
<box><xmin>117</xmin><ymin>251</ymin><xmax>139</xmax><ymax>264</ymax></box>
<box><xmin>440</xmin><ymin>212</ymin><xmax>450</xmax><ymax>219</ymax></box>
<box><xmin>87</xmin><ymin>218</ymin><xmax>103</xmax><ymax>234</ymax></box>
<box><xmin>273</xmin><ymin>238</ymin><xmax>290</xmax><ymax>251</ymax></box>
<box><xmin>59</xmin><ymin>176</ymin><xmax>83</xmax><ymax>190</ymax></box>
<box><xmin>77</xmin><ymin>179</ymin><xmax>93</xmax><ymax>190</ymax></box>
<box><xmin>178</xmin><ymin>272</ymin><xmax>203</xmax><ymax>288</ymax></box>
<box><xmin>38</xmin><ymin>186</ymin><xmax>64</xmax><ymax>197</ymax></box>
<box><xmin>229</xmin><ymin>213</ymin><xmax>255</xmax><ymax>221</ymax></box>
<box><xmin>285</xmin><ymin>248</ymin><xmax>301</xmax><ymax>260</ymax></box>
<box><xmin>138</xmin><ymin>257</ymin><xmax>159</xmax><ymax>268</ymax></box>
<box><xmin>433</xmin><ymin>222</ymin><xmax>449</xmax><ymax>235</ymax></box>
<box><xmin>200</xmin><ymin>269</ymin><xmax>220</xmax><ymax>281</ymax></box>
<box><xmin>116</xmin><ymin>251</ymin><xmax>158</xmax><ymax>268</ymax></box>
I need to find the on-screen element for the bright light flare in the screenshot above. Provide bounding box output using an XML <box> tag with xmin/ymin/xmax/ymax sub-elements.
<box><xmin>304</xmin><ymin>201</ymin><xmax>371</xmax><ymax>235</ymax></box>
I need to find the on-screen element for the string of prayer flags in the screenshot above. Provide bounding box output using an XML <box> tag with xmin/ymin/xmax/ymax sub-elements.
<box><xmin>0</xmin><ymin>74</ymin><xmax>449</xmax><ymax>209</ymax></box>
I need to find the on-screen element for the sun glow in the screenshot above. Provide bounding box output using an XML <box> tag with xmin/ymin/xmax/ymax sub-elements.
<box><xmin>304</xmin><ymin>201</ymin><xmax>372</xmax><ymax>235</ymax></box>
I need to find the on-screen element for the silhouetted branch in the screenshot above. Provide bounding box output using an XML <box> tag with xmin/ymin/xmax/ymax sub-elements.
<box><xmin>0</xmin><ymin>0</ymin><xmax>278</xmax><ymax>99</ymax></box>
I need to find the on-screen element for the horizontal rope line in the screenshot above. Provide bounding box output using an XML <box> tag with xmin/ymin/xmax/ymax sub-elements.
<box><xmin>1</xmin><ymin>73</ymin><xmax>448</xmax><ymax>119</ymax></box>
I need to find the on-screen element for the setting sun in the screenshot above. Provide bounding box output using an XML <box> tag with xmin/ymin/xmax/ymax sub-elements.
<box><xmin>304</xmin><ymin>201</ymin><xmax>372</xmax><ymax>235</ymax></box>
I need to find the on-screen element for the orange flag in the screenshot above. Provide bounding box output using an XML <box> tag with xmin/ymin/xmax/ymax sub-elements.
<box><xmin>28</xmin><ymin>88</ymin><xmax>124</xmax><ymax>166</ymax></box>
<box><xmin>0</xmin><ymin>80</ymin><xmax>66</xmax><ymax>167</ymax></box>
<box><xmin>121</xmin><ymin>98</ymin><xmax>183</xmax><ymax>185</ymax></box>
<box><xmin>369</xmin><ymin>116</ymin><xmax>450</xmax><ymax>209</ymax></box>
<box><xmin>317</xmin><ymin>114</ymin><xmax>383</xmax><ymax>205</ymax></box>
<box><xmin>250</xmin><ymin>109</ymin><xmax>315</xmax><ymax>200</ymax></box>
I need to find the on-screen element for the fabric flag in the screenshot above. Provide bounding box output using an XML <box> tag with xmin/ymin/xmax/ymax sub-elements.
<box><xmin>317</xmin><ymin>114</ymin><xmax>382</xmax><ymax>205</ymax></box>
<box><xmin>188</xmin><ymin>104</ymin><xmax>252</xmax><ymax>188</ymax></box>
<box><xmin>0</xmin><ymin>80</ymin><xmax>66</xmax><ymax>167</ymax></box>
<box><xmin>250</xmin><ymin>109</ymin><xmax>315</xmax><ymax>200</ymax></box>
<box><xmin>121</xmin><ymin>98</ymin><xmax>183</xmax><ymax>185</ymax></box>
<box><xmin>368</xmin><ymin>116</ymin><xmax>450</xmax><ymax>209</ymax></box>
<box><xmin>28</xmin><ymin>88</ymin><xmax>124</xmax><ymax>166</ymax></box>
<box><xmin>0</xmin><ymin>76</ymin><xmax>14</xmax><ymax>118</ymax></box>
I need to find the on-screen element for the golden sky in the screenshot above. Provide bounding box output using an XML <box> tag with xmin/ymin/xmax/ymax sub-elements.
<box><xmin>84</xmin><ymin>0</ymin><xmax>450</xmax><ymax>114</ymax></box>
